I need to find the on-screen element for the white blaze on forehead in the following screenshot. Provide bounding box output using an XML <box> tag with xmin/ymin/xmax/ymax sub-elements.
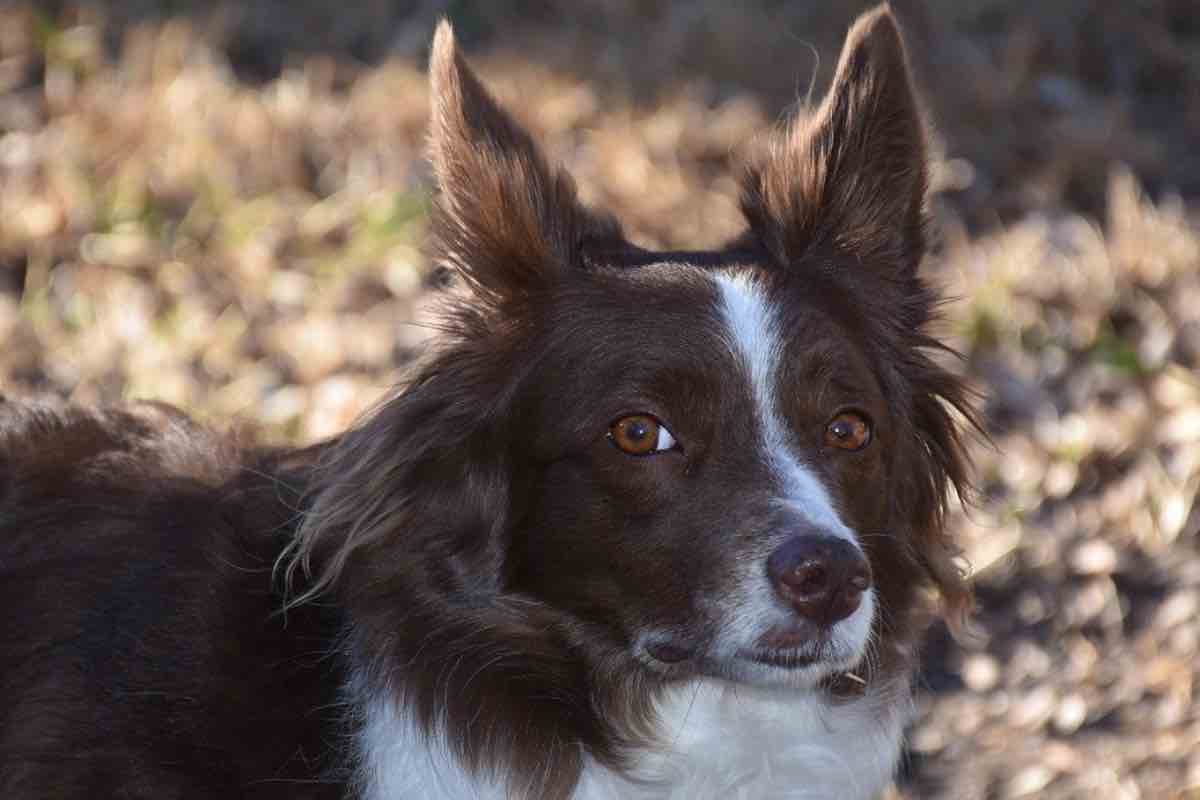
<box><xmin>713</xmin><ymin>272</ymin><xmax>857</xmax><ymax>544</ymax></box>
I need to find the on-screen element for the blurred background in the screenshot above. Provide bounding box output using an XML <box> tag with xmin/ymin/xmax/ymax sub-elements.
<box><xmin>1</xmin><ymin>1</ymin><xmax>1198</xmax><ymax>797</ymax></box>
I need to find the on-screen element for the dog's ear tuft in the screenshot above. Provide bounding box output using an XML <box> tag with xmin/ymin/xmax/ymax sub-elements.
<box><xmin>741</xmin><ymin>4</ymin><xmax>928</xmax><ymax>279</ymax></box>
<box><xmin>428</xmin><ymin>21</ymin><xmax>616</xmax><ymax>309</ymax></box>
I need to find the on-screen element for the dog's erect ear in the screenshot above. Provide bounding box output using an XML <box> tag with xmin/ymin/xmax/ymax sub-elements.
<box><xmin>428</xmin><ymin>22</ymin><xmax>615</xmax><ymax>308</ymax></box>
<box><xmin>741</xmin><ymin>4</ymin><xmax>928</xmax><ymax>277</ymax></box>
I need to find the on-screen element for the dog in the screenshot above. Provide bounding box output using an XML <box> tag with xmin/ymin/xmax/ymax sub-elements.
<box><xmin>0</xmin><ymin>5</ymin><xmax>975</xmax><ymax>798</ymax></box>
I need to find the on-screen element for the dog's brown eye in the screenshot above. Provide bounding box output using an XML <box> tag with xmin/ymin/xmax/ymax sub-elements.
<box><xmin>824</xmin><ymin>411</ymin><xmax>871</xmax><ymax>451</ymax></box>
<box><xmin>608</xmin><ymin>415</ymin><xmax>677</xmax><ymax>456</ymax></box>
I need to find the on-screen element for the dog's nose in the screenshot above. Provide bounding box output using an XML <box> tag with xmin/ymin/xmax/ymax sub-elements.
<box><xmin>767</xmin><ymin>534</ymin><xmax>872</xmax><ymax>626</ymax></box>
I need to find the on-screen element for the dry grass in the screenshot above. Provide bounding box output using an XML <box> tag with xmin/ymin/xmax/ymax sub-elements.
<box><xmin>2</xmin><ymin>2</ymin><xmax>1199</xmax><ymax>797</ymax></box>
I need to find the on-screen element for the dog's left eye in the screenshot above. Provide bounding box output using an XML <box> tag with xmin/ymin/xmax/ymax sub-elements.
<box><xmin>824</xmin><ymin>410</ymin><xmax>872</xmax><ymax>451</ymax></box>
<box><xmin>608</xmin><ymin>415</ymin><xmax>678</xmax><ymax>456</ymax></box>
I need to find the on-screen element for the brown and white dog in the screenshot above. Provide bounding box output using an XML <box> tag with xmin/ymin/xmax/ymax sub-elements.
<box><xmin>0</xmin><ymin>5</ymin><xmax>974</xmax><ymax>799</ymax></box>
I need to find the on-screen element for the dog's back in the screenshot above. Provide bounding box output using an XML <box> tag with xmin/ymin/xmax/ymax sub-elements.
<box><xmin>0</xmin><ymin>398</ymin><xmax>343</xmax><ymax>798</ymax></box>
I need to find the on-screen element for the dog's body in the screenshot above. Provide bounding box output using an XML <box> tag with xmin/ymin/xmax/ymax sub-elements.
<box><xmin>0</xmin><ymin>6</ymin><xmax>974</xmax><ymax>799</ymax></box>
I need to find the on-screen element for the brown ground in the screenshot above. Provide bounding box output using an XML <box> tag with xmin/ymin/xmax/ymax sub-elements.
<box><xmin>2</xmin><ymin>2</ymin><xmax>1199</xmax><ymax>797</ymax></box>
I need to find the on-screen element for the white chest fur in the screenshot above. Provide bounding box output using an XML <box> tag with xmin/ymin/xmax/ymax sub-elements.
<box><xmin>357</xmin><ymin>677</ymin><xmax>909</xmax><ymax>800</ymax></box>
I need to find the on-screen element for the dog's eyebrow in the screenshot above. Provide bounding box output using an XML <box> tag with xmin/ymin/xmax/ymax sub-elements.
<box><xmin>789</xmin><ymin>353</ymin><xmax>884</xmax><ymax>414</ymax></box>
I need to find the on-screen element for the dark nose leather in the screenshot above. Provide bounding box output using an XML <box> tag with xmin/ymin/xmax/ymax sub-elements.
<box><xmin>767</xmin><ymin>534</ymin><xmax>872</xmax><ymax>626</ymax></box>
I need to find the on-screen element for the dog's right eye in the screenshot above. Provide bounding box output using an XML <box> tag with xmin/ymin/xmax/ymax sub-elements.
<box><xmin>824</xmin><ymin>410</ymin><xmax>872</xmax><ymax>452</ymax></box>
<box><xmin>608</xmin><ymin>415</ymin><xmax>677</xmax><ymax>456</ymax></box>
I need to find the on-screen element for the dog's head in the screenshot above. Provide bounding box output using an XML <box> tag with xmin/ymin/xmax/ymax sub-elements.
<box><xmin>291</xmin><ymin>1</ymin><xmax>974</xmax><ymax>784</ymax></box>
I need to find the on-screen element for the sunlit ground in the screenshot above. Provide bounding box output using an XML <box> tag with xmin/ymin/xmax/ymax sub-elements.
<box><xmin>2</xmin><ymin>3</ymin><xmax>1198</xmax><ymax>797</ymax></box>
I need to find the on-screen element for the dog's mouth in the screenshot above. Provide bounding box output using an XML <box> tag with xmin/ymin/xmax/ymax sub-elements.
<box><xmin>641</xmin><ymin>633</ymin><xmax>868</xmax><ymax>694</ymax></box>
<box><xmin>739</xmin><ymin>646</ymin><xmax>870</xmax><ymax>697</ymax></box>
<box><xmin>733</xmin><ymin>636</ymin><xmax>865</xmax><ymax>681</ymax></box>
<box><xmin>739</xmin><ymin>647</ymin><xmax>822</xmax><ymax>669</ymax></box>
<box><xmin>646</xmin><ymin>640</ymin><xmax>828</xmax><ymax>670</ymax></box>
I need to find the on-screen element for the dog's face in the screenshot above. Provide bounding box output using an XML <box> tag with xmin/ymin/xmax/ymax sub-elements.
<box><xmin>298</xmin><ymin>7</ymin><xmax>972</xmax><ymax>711</ymax></box>
<box><xmin>507</xmin><ymin>265</ymin><xmax>891</xmax><ymax>688</ymax></box>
